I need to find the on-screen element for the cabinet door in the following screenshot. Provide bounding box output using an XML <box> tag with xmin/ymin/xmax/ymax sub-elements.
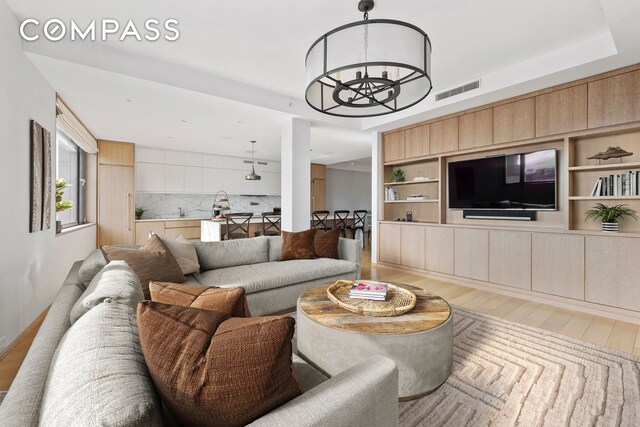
<box><xmin>135</xmin><ymin>221</ymin><xmax>165</xmax><ymax>245</ymax></box>
<box><xmin>588</xmin><ymin>70</ymin><xmax>640</xmax><ymax>128</ymax></box>
<box><xmin>164</xmin><ymin>150</ymin><xmax>184</xmax><ymax>166</ymax></box>
<box><xmin>405</xmin><ymin>125</ymin><xmax>429</xmax><ymax>159</ymax></box>
<box><xmin>311</xmin><ymin>163</ymin><xmax>327</xmax><ymax>180</ymax></box>
<box><xmin>135</xmin><ymin>147</ymin><xmax>164</xmax><ymax>164</ymax></box>
<box><xmin>260</xmin><ymin>171</ymin><xmax>280</xmax><ymax>195</ymax></box>
<box><xmin>429</xmin><ymin>117</ymin><xmax>459</xmax><ymax>154</ymax></box>
<box><xmin>378</xmin><ymin>223</ymin><xmax>401</xmax><ymax>264</ymax></box>
<box><xmin>532</xmin><ymin>234</ymin><xmax>584</xmax><ymax>300</ymax></box>
<box><xmin>493</xmin><ymin>98</ymin><xmax>535</xmax><ymax>144</ymax></box>
<box><xmin>222</xmin><ymin>169</ymin><xmax>245</xmax><ymax>195</ymax></box>
<box><xmin>202</xmin><ymin>168</ymin><xmax>224</xmax><ymax>193</ymax></box>
<box><xmin>454</xmin><ymin>228</ymin><xmax>489</xmax><ymax>281</ymax></box>
<box><xmin>585</xmin><ymin>236</ymin><xmax>640</xmax><ymax>311</ymax></box>
<box><xmin>99</xmin><ymin>141</ymin><xmax>135</xmax><ymax>166</ymax></box>
<box><xmin>164</xmin><ymin>165</ymin><xmax>185</xmax><ymax>192</ymax></box>
<box><xmin>384</xmin><ymin>131</ymin><xmax>406</xmax><ymax>162</ymax></box>
<box><xmin>98</xmin><ymin>165</ymin><xmax>134</xmax><ymax>245</ymax></box>
<box><xmin>425</xmin><ymin>226</ymin><xmax>454</xmax><ymax>275</ymax></box>
<box><xmin>535</xmin><ymin>85</ymin><xmax>587</xmax><ymax>137</ymax></box>
<box><xmin>184</xmin><ymin>152</ymin><xmax>202</xmax><ymax>167</ymax></box>
<box><xmin>202</xmin><ymin>154</ymin><xmax>223</xmax><ymax>168</ymax></box>
<box><xmin>489</xmin><ymin>230</ymin><xmax>531</xmax><ymax>290</ymax></box>
<box><xmin>400</xmin><ymin>225</ymin><xmax>425</xmax><ymax>270</ymax></box>
<box><xmin>458</xmin><ymin>109</ymin><xmax>492</xmax><ymax>150</ymax></box>
<box><xmin>311</xmin><ymin>179</ymin><xmax>326</xmax><ymax>212</ymax></box>
<box><xmin>136</xmin><ymin>162</ymin><xmax>164</xmax><ymax>192</ymax></box>
<box><xmin>184</xmin><ymin>166</ymin><xmax>203</xmax><ymax>193</ymax></box>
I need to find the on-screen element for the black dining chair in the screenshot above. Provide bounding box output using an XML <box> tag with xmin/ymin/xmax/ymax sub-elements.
<box><xmin>348</xmin><ymin>210</ymin><xmax>369</xmax><ymax>248</ymax></box>
<box><xmin>333</xmin><ymin>210</ymin><xmax>350</xmax><ymax>237</ymax></box>
<box><xmin>311</xmin><ymin>210</ymin><xmax>331</xmax><ymax>231</ymax></box>
<box><xmin>256</xmin><ymin>213</ymin><xmax>281</xmax><ymax>237</ymax></box>
<box><xmin>225</xmin><ymin>213</ymin><xmax>253</xmax><ymax>240</ymax></box>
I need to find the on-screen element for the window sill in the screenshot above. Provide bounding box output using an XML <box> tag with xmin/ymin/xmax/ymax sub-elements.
<box><xmin>56</xmin><ymin>222</ymin><xmax>96</xmax><ymax>237</ymax></box>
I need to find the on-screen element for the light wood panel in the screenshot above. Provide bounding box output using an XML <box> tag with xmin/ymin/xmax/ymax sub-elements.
<box><xmin>97</xmin><ymin>140</ymin><xmax>134</xmax><ymax>166</ymax></box>
<box><xmin>588</xmin><ymin>70</ymin><xmax>640</xmax><ymax>128</ymax></box>
<box><xmin>98</xmin><ymin>165</ymin><xmax>134</xmax><ymax>246</ymax></box>
<box><xmin>311</xmin><ymin>163</ymin><xmax>326</xmax><ymax>180</ymax></box>
<box><xmin>85</xmin><ymin>152</ymin><xmax>98</xmax><ymax>223</ymax></box>
<box><xmin>454</xmin><ymin>228</ymin><xmax>489</xmax><ymax>281</ymax></box>
<box><xmin>405</xmin><ymin>125</ymin><xmax>430</xmax><ymax>158</ymax></box>
<box><xmin>493</xmin><ymin>98</ymin><xmax>535</xmax><ymax>144</ymax></box>
<box><xmin>400</xmin><ymin>225</ymin><xmax>426</xmax><ymax>270</ymax></box>
<box><xmin>535</xmin><ymin>85</ymin><xmax>588</xmax><ymax>137</ymax></box>
<box><xmin>531</xmin><ymin>234</ymin><xmax>584</xmax><ymax>300</ymax></box>
<box><xmin>489</xmin><ymin>230</ymin><xmax>532</xmax><ymax>290</ymax></box>
<box><xmin>378</xmin><ymin>223</ymin><xmax>401</xmax><ymax>264</ymax></box>
<box><xmin>384</xmin><ymin>131</ymin><xmax>406</xmax><ymax>162</ymax></box>
<box><xmin>384</xmin><ymin>203</ymin><xmax>439</xmax><ymax>223</ymax></box>
<box><xmin>429</xmin><ymin>117</ymin><xmax>458</xmax><ymax>154</ymax></box>
<box><xmin>135</xmin><ymin>221</ymin><xmax>165</xmax><ymax>244</ymax></box>
<box><xmin>458</xmin><ymin>109</ymin><xmax>492</xmax><ymax>150</ymax></box>
<box><xmin>585</xmin><ymin>236</ymin><xmax>640</xmax><ymax>312</ymax></box>
<box><xmin>164</xmin><ymin>226</ymin><xmax>201</xmax><ymax>240</ymax></box>
<box><xmin>425</xmin><ymin>226</ymin><xmax>454</xmax><ymax>275</ymax></box>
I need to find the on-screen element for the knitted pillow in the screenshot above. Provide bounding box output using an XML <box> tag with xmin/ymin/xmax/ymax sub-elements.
<box><xmin>149</xmin><ymin>281</ymin><xmax>250</xmax><ymax>317</ymax></box>
<box><xmin>280</xmin><ymin>229</ymin><xmax>316</xmax><ymax>261</ymax></box>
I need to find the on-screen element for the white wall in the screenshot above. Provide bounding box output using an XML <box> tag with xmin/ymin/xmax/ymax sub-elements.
<box><xmin>326</xmin><ymin>168</ymin><xmax>372</xmax><ymax>213</ymax></box>
<box><xmin>0</xmin><ymin>1</ymin><xmax>96</xmax><ymax>352</ymax></box>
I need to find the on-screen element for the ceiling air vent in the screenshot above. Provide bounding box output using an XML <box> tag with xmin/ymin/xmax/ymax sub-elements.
<box><xmin>435</xmin><ymin>80</ymin><xmax>480</xmax><ymax>101</ymax></box>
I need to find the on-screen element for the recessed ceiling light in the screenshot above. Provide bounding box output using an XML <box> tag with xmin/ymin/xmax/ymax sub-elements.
<box><xmin>125</xmin><ymin>99</ymin><xmax>133</xmax><ymax>103</ymax></box>
<box><xmin>237</xmin><ymin>120</ymin><xmax>244</xmax><ymax>124</ymax></box>
<box><xmin>168</xmin><ymin>136</ymin><xmax>174</xmax><ymax>139</ymax></box>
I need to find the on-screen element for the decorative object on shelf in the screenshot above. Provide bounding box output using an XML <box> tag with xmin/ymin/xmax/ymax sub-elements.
<box><xmin>584</xmin><ymin>203</ymin><xmax>638</xmax><ymax>233</ymax></box>
<box><xmin>385</xmin><ymin>187</ymin><xmax>399</xmax><ymax>201</ymax></box>
<box><xmin>135</xmin><ymin>207</ymin><xmax>147</xmax><ymax>220</ymax></box>
<box><xmin>245</xmin><ymin>140</ymin><xmax>262</xmax><ymax>181</ymax></box>
<box><xmin>55</xmin><ymin>178</ymin><xmax>73</xmax><ymax>234</ymax></box>
<box><xmin>211</xmin><ymin>190</ymin><xmax>231</xmax><ymax>219</ymax></box>
<box><xmin>587</xmin><ymin>146</ymin><xmax>633</xmax><ymax>162</ymax></box>
<box><xmin>327</xmin><ymin>280</ymin><xmax>416</xmax><ymax>317</ymax></box>
<box><xmin>391</xmin><ymin>169</ymin><xmax>406</xmax><ymax>182</ymax></box>
<box><xmin>305</xmin><ymin>0</ymin><xmax>432</xmax><ymax>118</ymax></box>
<box><xmin>405</xmin><ymin>210</ymin><xmax>413</xmax><ymax>221</ymax></box>
<box><xmin>30</xmin><ymin>120</ymin><xmax>52</xmax><ymax>233</ymax></box>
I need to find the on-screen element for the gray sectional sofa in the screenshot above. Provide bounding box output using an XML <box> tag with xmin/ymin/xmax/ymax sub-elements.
<box><xmin>0</xmin><ymin>236</ymin><xmax>399</xmax><ymax>426</ymax></box>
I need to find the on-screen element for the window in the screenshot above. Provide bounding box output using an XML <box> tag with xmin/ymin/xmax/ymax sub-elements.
<box><xmin>56</xmin><ymin>129</ymin><xmax>86</xmax><ymax>227</ymax></box>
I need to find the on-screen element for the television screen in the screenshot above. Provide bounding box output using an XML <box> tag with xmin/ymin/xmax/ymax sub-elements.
<box><xmin>448</xmin><ymin>149</ymin><xmax>557</xmax><ymax>210</ymax></box>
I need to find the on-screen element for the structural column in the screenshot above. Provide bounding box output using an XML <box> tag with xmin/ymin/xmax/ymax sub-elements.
<box><xmin>371</xmin><ymin>131</ymin><xmax>383</xmax><ymax>263</ymax></box>
<box><xmin>281</xmin><ymin>118</ymin><xmax>311</xmax><ymax>231</ymax></box>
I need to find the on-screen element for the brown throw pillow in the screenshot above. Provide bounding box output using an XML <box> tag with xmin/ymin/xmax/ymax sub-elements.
<box><xmin>280</xmin><ymin>229</ymin><xmax>316</xmax><ymax>261</ymax></box>
<box><xmin>313</xmin><ymin>228</ymin><xmax>341</xmax><ymax>259</ymax></box>
<box><xmin>149</xmin><ymin>282</ymin><xmax>250</xmax><ymax>317</ymax></box>
<box><xmin>101</xmin><ymin>234</ymin><xmax>185</xmax><ymax>298</ymax></box>
<box><xmin>137</xmin><ymin>301</ymin><xmax>301</xmax><ymax>427</ymax></box>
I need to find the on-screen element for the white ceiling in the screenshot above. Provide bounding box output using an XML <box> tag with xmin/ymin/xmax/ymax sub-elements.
<box><xmin>7</xmin><ymin>0</ymin><xmax>640</xmax><ymax>162</ymax></box>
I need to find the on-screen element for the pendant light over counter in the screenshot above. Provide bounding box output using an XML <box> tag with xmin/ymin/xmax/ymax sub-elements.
<box><xmin>245</xmin><ymin>140</ymin><xmax>262</xmax><ymax>181</ymax></box>
<box><xmin>305</xmin><ymin>0</ymin><xmax>432</xmax><ymax>118</ymax></box>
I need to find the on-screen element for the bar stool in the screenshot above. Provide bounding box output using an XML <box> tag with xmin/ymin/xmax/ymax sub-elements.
<box><xmin>348</xmin><ymin>210</ymin><xmax>368</xmax><ymax>248</ymax></box>
<box><xmin>256</xmin><ymin>213</ymin><xmax>281</xmax><ymax>236</ymax></box>
<box><xmin>333</xmin><ymin>210</ymin><xmax>350</xmax><ymax>237</ymax></box>
<box><xmin>225</xmin><ymin>213</ymin><xmax>253</xmax><ymax>240</ymax></box>
<box><xmin>311</xmin><ymin>210</ymin><xmax>331</xmax><ymax>231</ymax></box>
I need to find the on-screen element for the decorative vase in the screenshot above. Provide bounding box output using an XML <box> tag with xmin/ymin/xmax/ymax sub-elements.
<box><xmin>602</xmin><ymin>222</ymin><xmax>620</xmax><ymax>233</ymax></box>
<box><xmin>56</xmin><ymin>220</ymin><xmax>62</xmax><ymax>234</ymax></box>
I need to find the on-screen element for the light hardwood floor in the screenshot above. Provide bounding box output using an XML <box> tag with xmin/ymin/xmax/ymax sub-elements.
<box><xmin>1</xmin><ymin>247</ymin><xmax>638</xmax><ymax>391</ymax></box>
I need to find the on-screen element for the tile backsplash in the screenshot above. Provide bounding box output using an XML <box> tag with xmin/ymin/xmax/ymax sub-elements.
<box><xmin>136</xmin><ymin>193</ymin><xmax>281</xmax><ymax>219</ymax></box>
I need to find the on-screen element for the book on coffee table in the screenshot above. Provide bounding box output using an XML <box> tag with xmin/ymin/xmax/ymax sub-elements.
<box><xmin>349</xmin><ymin>282</ymin><xmax>389</xmax><ymax>301</ymax></box>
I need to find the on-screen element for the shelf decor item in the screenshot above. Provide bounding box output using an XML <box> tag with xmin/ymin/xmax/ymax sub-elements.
<box><xmin>327</xmin><ymin>280</ymin><xmax>416</xmax><ymax>317</ymax></box>
<box><xmin>135</xmin><ymin>207</ymin><xmax>147</xmax><ymax>220</ymax></box>
<box><xmin>55</xmin><ymin>178</ymin><xmax>73</xmax><ymax>234</ymax></box>
<box><xmin>305</xmin><ymin>0</ymin><xmax>432</xmax><ymax>118</ymax></box>
<box><xmin>587</xmin><ymin>146</ymin><xmax>633</xmax><ymax>163</ymax></box>
<box><xmin>391</xmin><ymin>169</ymin><xmax>406</xmax><ymax>183</ymax></box>
<box><xmin>585</xmin><ymin>203</ymin><xmax>638</xmax><ymax>233</ymax></box>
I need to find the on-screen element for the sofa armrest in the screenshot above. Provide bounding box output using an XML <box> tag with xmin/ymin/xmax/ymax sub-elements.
<box><xmin>338</xmin><ymin>237</ymin><xmax>361</xmax><ymax>279</ymax></box>
<box><xmin>248</xmin><ymin>355</ymin><xmax>398</xmax><ymax>427</ymax></box>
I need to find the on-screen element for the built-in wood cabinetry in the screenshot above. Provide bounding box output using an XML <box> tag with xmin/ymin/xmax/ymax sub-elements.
<box><xmin>424</xmin><ymin>226</ymin><xmax>454</xmax><ymax>275</ymax></box>
<box><xmin>588</xmin><ymin>70</ymin><xmax>640</xmax><ymax>128</ymax></box>
<box><xmin>405</xmin><ymin>125</ymin><xmax>430</xmax><ymax>158</ymax></box>
<box><xmin>310</xmin><ymin>163</ymin><xmax>326</xmax><ymax>213</ymax></box>
<box><xmin>97</xmin><ymin>140</ymin><xmax>135</xmax><ymax>246</ymax></box>
<box><xmin>454</xmin><ymin>228</ymin><xmax>489</xmax><ymax>282</ymax></box>
<box><xmin>429</xmin><ymin>117</ymin><xmax>458</xmax><ymax>154</ymax></box>
<box><xmin>384</xmin><ymin>132</ymin><xmax>406</xmax><ymax>162</ymax></box>
<box><xmin>489</xmin><ymin>230</ymin><xmax>531</xmax><ymax>290</ymax></box>
<box><xmin>531</xmin><ymin>234</ymin><xmax>584</xmax><ymax>300</ymax></box>
<box><xmin>378</xmin><ymin>223</ymin><xmax>401</xmax><ymax>264</ymax></box>
<box><xmin>135</xmin><ymin>219</ymin><xmax>202</xmax><ymax>245</ymax></box>
<box><xmin>458</xmin><ymin>109</ymin><xmax>492</xmax><ymax>150</ymax></box>
<box><xmin>400</xmin><ymin>225</ymin><xmax>425</xmax><ymax>270</ymax></box>
<box><xmin>492</xmin><ymin>98</ymin><xmax>535</xmax><ymax>144</ymax></box>
<box><xmin>535</xmin><ymin>85</ymin><xmax>588</xmax><ymax>137</ymax></box>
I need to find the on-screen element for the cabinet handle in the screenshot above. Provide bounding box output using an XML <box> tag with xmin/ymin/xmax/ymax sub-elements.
<box><xmin>127</xmin><ymin>193</ymin><xmax>132</xmax><ymax>231</ymax></box>
<box><xmin>312</xmin><ymin>195</ymin><xmax>316</xmax><ymax>211</ymax></box>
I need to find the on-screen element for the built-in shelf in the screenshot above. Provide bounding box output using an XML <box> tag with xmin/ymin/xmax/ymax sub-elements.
<box><xmin>384</xmin><ymin>199</ymin><xmax>439</xmax><ymax>204</ymax></box>
<box><xmin>569</xmin><ymin>196</ymin><xmax>640</xmax><ymax>201</ymax></box>
<box><xmin>383</xmin><ymin>179</ymin><xmax>439</xmax><ymax>186</ymax></box>
<box><xmin>568</xmin><ymin>162</ymin><xmax>640</xmax><ymax>172</ymax></box>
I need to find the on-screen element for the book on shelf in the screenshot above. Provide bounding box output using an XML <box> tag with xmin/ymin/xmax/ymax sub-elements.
<box><xmin>589</xmin><ymin>170</ymin><xmax>640</xmax><ymax>197</ymax></box>
<box><xmin>349</xmin><ymin>282</ymin><xmax>388</xmax><ymax>301</ymax></box>
<box><xmin>406</xmin><ymin>195</ymin><xmax>428</xmax><ymax>200</ymax></box>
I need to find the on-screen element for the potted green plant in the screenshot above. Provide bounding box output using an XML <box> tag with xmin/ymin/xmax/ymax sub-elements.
<box><xmin>585</xmin><ymin>203</ymin><xmax>638</xmax><ymax>233</ymax></box>
<box><xmin>135</xmin><ymin>207</ymin><xmax>147</xmax><ymax>220</ymax></box>
<box><xmin>55</xmin><ymin>178</ymin><xmax>73</xmax><ymax>233</ymax></box>
<box><xmin>391</xmin><ymin>169</ymin><xmax>406</xmax><ymax>183</ymax></box>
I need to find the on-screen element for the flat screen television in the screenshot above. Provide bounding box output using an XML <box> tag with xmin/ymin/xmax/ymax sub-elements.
<box><xmin>448</xmin><ymin>149</ymin><xmax>557</xmax><ymax>210</ymax></box>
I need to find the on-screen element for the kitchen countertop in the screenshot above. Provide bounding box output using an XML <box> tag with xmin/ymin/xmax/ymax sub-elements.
<box><xmin>135</xmin><ymin>217</ymin><xmax>210</xmax><ymax>223</ymax></box>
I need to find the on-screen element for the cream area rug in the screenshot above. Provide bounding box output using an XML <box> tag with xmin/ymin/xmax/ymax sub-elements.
<box><xmin>400</xmin><ymin>306</ymin><xmax>640</xmax><ymax>426</ymax></box>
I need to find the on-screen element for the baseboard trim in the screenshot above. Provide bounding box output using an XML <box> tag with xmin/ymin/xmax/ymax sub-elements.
<box><xmin>0</xmin><ymin>307</ymin><xmax>49</xmax><ymax>363</ymax></box>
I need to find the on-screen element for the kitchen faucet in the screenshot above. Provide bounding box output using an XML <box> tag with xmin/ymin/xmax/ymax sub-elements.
<box><xmin>178</xmin><ymin>207</ymin><xmax>185</xmax><ymax>218</ymax></box>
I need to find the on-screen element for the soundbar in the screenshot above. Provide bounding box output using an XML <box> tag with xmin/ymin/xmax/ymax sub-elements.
<box><xmin>463</xmin><ymin>210</ymin><xmax>536</xmax><ymax>221</ymax></box>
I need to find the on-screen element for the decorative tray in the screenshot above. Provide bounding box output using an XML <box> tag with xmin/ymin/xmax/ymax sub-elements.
<box><xmin>326</xmin><ymin>280</ymin><xmax>417</xmax><ymax>317</ymax></box>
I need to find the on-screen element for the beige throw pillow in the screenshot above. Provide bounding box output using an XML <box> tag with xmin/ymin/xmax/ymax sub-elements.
<box><xmin>158</xmin><ymin>234</ymin><xmax>200</xmax><ymax>275</ymax></box>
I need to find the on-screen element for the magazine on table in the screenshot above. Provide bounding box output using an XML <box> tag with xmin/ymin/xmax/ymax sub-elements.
<box><xmin>349</xmin><ymin>282</ymin><xmax>389</xmax><ymax>300</ymax></box>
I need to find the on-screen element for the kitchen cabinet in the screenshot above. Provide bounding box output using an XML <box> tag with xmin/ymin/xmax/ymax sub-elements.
<box><xmin>535</xmin><ymin>84</ymin><xmax>588</xmax><ymax>137</ymax></box>
<box><xmin>458</xmin><ymin>109</ymin><xmax>492</xmax><ymax>150</ymax></box>
<box><xmin>493</xmin><ymin>98</ymin><xmax>535</xmax><ymax>144</ymax></box>
<box><xmin>405</xmin><ymin>125</ymin><xmax>429</xmax><ymax>158</ymax></box>
<box><xmin>384</xmin><ymin>131</ymin><xmax>406</xmax><ymax>162</ymax></box>
<box><xmin>135</xmin><ymin>219</ymin><xmax>202</xmax><ymax>245</ymax></box>
<box><xmin>164</xmin><ymin>150</ymin><xmax>184</xmax><ymax>166</ymax></box>
<box><xmin>136</xmin><ymin>147</ymin><xmax>164</xmax><ymax>164</ymax></box>
<box><xmin>588</xmin><ymin>70</ymin><xmax>640</xmax><ymax>128</ymax></box>
<box><xmin>429</xmin><ymin>117</ymin><xmax>459</xmax><ymax>154</ymax></box>
<box><xmin>203</xmin><ymin>168</ymin><xmax>224</xmax><ymax>193</ymax></box>
<box><xmin>136</xmin><ymin>162</ymin><xmax>165</xmax><ymax>192</ymax></box>
<box><xmin>184</xmin><ymin>166</ymin><xmax>203</xmax><ymax>193</ymax></box>
<box><xmin>164</xmin><ymin>164</ymin><xmax>185</xmax><ymax>192</ymax></box>
<box><xmin>310</xmin><ymin>163</ymin><xmax>326</xmax><ymax>213</ymax></box>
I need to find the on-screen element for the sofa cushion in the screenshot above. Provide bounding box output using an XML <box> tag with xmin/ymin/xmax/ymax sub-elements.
<box><xmin>102</xmin><ymin>234</ymin><xmax>185</xmax><ymax>298</ymax></box>
<box><xmin>281</xmin><ymin>229</ymin><xmax>317</xmax><ymax>261</ymax></box>
<box><xmin>266</xmin><ymin>236</ymin><xmax>282</xmax><ymax>262</ymax></box>
<box><xmin>314</xmin><ymin>228</ymin><xmax>341</xmax><ymax>259</ymax></box>
<box><xmin>194</xmin><ymin>258</ymin><xmax>357</xmax><ymax>294</ymax></box>
<box><xmin>70</xmin><ymin>261</ymin><xmax>144</xmax><ymax>325</ymax></box>
<box><xmin>40</xmin><ymin>301</ymin><xmax>163</xmax><ymax>426</ymax></box>
<box><xmin>137</xmin><ymin>301</ymin><xmax>301</xmax><ymax>427</ymax></box>
<box><xmin>192</xmin><ymin>237</ymin><xmax>269</xmax><ymax>270</ymax></box>
<box><xmin>77</xmin><ymin>248</ymin><xmax>107</xmax><ymax>287</ymax></box>
<box><xmin>292</xmin><ymin>354</ymin><xmax>328</xmax><ymax>392</ymax></box>
<box><xmin>149</xmin><ymin>281</ymin><xmax>249</xmax><ymax>317</ymax></box>
<box><xmin>158</xmin><ymin>234</ymin><xmax>200</xmax><ymax>275</ymax></box>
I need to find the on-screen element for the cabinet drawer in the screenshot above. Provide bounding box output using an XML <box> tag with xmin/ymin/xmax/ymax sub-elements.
<box><xmin>165</xmin><ymin>220</ymin><xmax>202</xmax><ymax>228</ymax></box>
<box><xmin>164</xmin><ymin>226</ymin><xmax>201</xmax><ymax>239</ymax></box>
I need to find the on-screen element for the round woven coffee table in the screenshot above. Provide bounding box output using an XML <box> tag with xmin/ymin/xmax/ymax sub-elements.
<box><xmin>297</xmin><ymin>282</ymin><xmax>452</xmax><ymax>401</ymax></box>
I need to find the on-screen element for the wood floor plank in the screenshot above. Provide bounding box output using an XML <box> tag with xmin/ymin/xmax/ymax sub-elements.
<box><xmin>487</xmin><ymin>297</ymin><xmax>528</xmax><ymax>318</ymax></box>
<box><xmin>606</xmin><ymin>321</ymin><xmax>638</xmax><ymax>353</ymax></box>
<box><xmin>503</xmin><ymin>300</ymin><xmax>542</xmax><ymax>323</ymax></box>
<box><xmin>472</xmin><ymin>294</ymin><xmax>512</xmax><ymax>315</ymax></box>
<box><xmin>559</xmin><ymin>312</ymin><xmax>595</xmax><ymax>340</ymax></box>
<box><xmin>582</xmin><ymin>317</ymin><xmax>616</xmax><ymax>346</ymax></box>
<box><xmin>520</xmin><ymin>304</ymin><xmax>557</xmax><ymax>328</ymax></box>
<box><xmin>539</xmin><ymin>308</ymin><xmax>575</xmax><ymax>333</ymax></box>
<box><xmin>634</xmin><ymin>330</ymin><xmax>640</xmax><ymax>356</ymax></box>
